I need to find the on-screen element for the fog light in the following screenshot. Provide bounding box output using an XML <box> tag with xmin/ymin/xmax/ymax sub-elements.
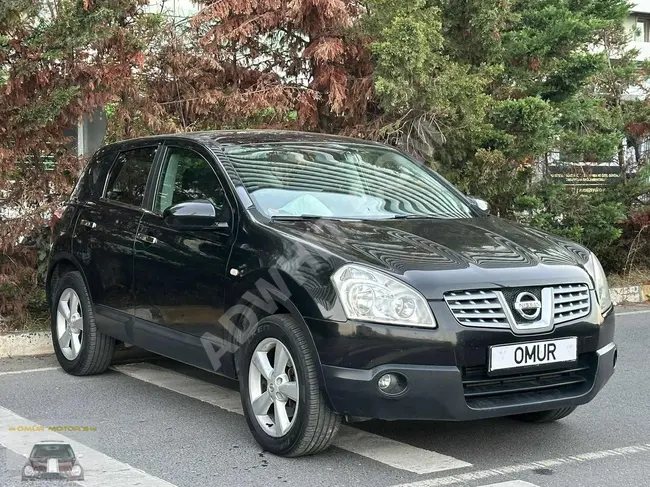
<box><xmin>377</xmin><ymin>372</ymin><xmax>407</xmax><ymax>395</ymax></box>
<box><xmin>378</xmin><ymin>373</ymin><xmax>396</xmax><ymax>391</ymax></box>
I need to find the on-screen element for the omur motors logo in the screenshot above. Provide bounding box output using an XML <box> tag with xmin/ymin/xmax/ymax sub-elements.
<box><xmin>21</xmin><ymin>441</ymin><xmax>84</xmax><ymax>481</ymax></box>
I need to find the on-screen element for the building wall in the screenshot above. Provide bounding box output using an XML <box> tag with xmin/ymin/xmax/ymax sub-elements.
<box><xmin>625</xmin><ymin>13</ymin><xmax>650</xmax><ymax>60</ymax></box>
<box><xmin>631</xmin><ymin>0</ymin><xmax>650</xmax><ymax>15</ymax></box>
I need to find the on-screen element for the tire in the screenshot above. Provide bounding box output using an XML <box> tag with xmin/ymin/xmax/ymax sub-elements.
<box><xmin>239</xmin><ymin>314</ymin><xmax>341</xmax><ymax>457</ymax></box>
<box><xmin>511</xmin><ymin>406</ymin><xmax>577</xmax><ymax>423</ymax></box>
<box><xmin>50</xmin><ymin>271</ymin><xmax>116</xmax><ymax>375</ymax></box>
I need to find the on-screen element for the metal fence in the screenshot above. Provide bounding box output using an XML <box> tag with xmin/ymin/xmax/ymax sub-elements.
<box><xmin>545</xmin><ymin>138</ymin><xmax>650</xmax><ymax>192</ymax></box>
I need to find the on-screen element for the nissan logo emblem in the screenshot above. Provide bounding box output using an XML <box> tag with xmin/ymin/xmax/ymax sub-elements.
<box><xmin>514</xmin><ymin>292</ymin><xmax>542</xmax><ymax>320</ymax></box>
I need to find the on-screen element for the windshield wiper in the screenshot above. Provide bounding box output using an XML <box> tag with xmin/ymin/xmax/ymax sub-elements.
<box><xmin>384</xmin><ymin>214</ymin><xmax>440</xmax><ymax>220</ymax></box>
<box><xmin>270</xmin><ymin>214</ymin><xmax>338</xmax><ymax>221</ymax></box>
<box><xmin>270</xmin><ymin>214</ymin><xmax>440</xmax><ymax>221</ymax></box>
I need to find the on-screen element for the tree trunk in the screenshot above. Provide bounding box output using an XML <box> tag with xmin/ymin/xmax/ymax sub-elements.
<box><xmin>618</xmin><ymin>141</ymin><xmax>627</xmax><ymax>182</ymax></box>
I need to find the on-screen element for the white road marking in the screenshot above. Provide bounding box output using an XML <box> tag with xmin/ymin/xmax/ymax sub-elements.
<box><xmin>616</xmin><ymin>309</ymin><xmax>650</xmax><ymax>317</ymax></box>
<box><xmin>334</xmin><ymin>427</ymin><xmax>472</xmax><ymax>474</ymax></box>
<box><xmin>0</xmin><ymin>367</ymin><xmax>60</xmax><ymax>377</ymax></box>
<box><xmin>112</xmin><ymin>363</ymin><xmax>244</xmax><ymax>414</ymax></box>
<box><xmin>113</xmin><ymin>362</ymin><xmax>472</xmax><ymax>474</ymax></box>
<box><xmin>0</xmin><ymin>406</ymin><xmax>177</xmax><ymax>487</ymax></box>
<box><xmin>391</xmin><ymin>444</ymin><xmax>650</xmax><ymax>487</ymax></box>
<box><xmin>477</xmin><ymin>482</ymin><xmax>539</xmax><ymax>487</ymax></box>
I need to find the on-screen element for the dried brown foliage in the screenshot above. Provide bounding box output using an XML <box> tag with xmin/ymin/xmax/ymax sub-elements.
<box><xmin>0</xmin><ymin>0</ymin><xmax>157</xmax><ymax>324</ymax></box>
<box><xmin>0</xmin><ymin>0</ymin><xmax>377</xmax><ymax>326</ymax></box>
<box><xmin>1</xmin><ymin>0</ymin><xmax>157</xmax><ymax>248</ymax></box>
<box><xmin>173</xmin><ymin>0</ymin><xmax>375</xmax><ymax>131</ymax></box>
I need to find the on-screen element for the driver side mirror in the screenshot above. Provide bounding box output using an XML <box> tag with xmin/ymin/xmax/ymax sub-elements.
<box><xmin>467</xmin><ymin>196</ymin><xmax>490</xmax><ymax>213</ymax></box>
<box><xmin>163</xmin><ymin>200</ymin><xmax>230</xmax><ymax>231</ymax></box>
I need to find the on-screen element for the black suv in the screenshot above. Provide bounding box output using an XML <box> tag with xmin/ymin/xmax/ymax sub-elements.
<box><xmin>47</xmin><ymin>131</ymin><xmax>616</xmax><ymax>457</ymax></box>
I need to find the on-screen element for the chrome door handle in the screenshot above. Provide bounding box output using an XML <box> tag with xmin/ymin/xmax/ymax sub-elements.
<box><xmin>136</xmin><ymin>233</ymin><xmax>158</xmax><ymax>245</ymax></box>
<box><xmin>79</xmin><ymin>219</ymin><xmax>96</xmax><ymax>229</ymax></box>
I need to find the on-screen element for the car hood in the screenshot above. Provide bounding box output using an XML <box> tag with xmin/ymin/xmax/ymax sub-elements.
<box><xmin>271</xmin><ymin>216</ymin><xmax>593</xmax><ymax>299</ymax></box>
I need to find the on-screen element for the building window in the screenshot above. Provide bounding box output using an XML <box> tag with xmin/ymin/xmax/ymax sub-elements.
<box><xmin>636</xmin><ymin>16</ymin><xmax>650</xmax><ymax>42</ymax></box>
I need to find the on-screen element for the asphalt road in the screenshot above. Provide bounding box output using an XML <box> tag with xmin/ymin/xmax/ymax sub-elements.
<box><xmin>0</xmin><ymin>306</ymin><xmax>649</xmax><ymax>487</ymax></box>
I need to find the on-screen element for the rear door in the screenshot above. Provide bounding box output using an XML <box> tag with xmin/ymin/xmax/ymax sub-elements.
<box><xmin>72</xmin><ymin>143</ymin><xmax>159</xmax><ymax>336</ymax></box>
<box><xmin>132</xmin><ymin>141</ymin><xmax>237</xmax><ymax>373</ymax></box>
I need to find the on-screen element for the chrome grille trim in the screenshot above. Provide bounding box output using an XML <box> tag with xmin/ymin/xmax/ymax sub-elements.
<box><xmin>553</xmin><ymin>283</ymin><xmax>590</xmax><ymax>324</ymax></box>
<box><xmin>444</xmin><ymin>291</ymin><xmax>509</xmax><ymax>327</ymax></box>
<box><xmin>444</xmin><ymin>284</ymin><xmax>592</xmax><ymax>330</ymax></box>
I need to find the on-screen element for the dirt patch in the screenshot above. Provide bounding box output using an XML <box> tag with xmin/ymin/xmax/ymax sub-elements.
<box><xmin>608</xmin><ymin>268</ymin><xmax>650</xmax><ymax>288</ymax></box>
<box><xmin>0</xmin><ymin>311</ymin><xmax>50</xmax><ymax>334</ymax></box>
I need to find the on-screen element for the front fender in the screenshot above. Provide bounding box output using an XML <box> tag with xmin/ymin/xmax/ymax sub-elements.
<box><xmin>224</xmin><ymin>268</ymin><xmax>338</xmax><ymax>410</ymax></box>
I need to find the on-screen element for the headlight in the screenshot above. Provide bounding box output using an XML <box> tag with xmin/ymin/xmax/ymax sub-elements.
<box><xmin>584</xmin><ymin>252</ymin><xmax>612</xmax><ymax>312</ymax></box>
<box><xmin>23</xmin><ymin>465</ymin><xmax>35</xmax><ymax>477</ymax></box>
<box><xmin>331</xmin><ymin>264</ymin><xmax>436</xmax><ymax>327</ymax></box>
<box><xmin>71</xmin><ymin>465</ymin><xmax>82</xmax><ymax>476</ymax></box>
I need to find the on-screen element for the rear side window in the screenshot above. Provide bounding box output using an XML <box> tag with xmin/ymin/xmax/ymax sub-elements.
<box><xmin>71</xmin><ymin>148</ymin><xmax>115</xmax><ymax>202</ymax></box>
<box><xmin>104</xmin><ymin>146</ymin><xmax>157</xmax><ymax>207</ymax></box>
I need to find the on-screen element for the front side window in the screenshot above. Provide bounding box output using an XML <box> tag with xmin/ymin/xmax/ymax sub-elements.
<box><xmin>154</xmin><ymin>147</ymin><xmax>226</xmax><ymax>214</ymax></box>
<box><xmin>105</xmin><ymin>146</ymin><xmax>157</xmax><ymax>207</ymax></box>
<box><xmin>225</xmin><ymin>143</ymin><xmax>473</xmax><ymax>220</ymax></box>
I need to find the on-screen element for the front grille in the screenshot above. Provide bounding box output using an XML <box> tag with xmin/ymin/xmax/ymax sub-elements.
<box><xmin>553</xmin><ymin>284</ymin><xmax>590</xmax><ymax>324</ymax></box>
<box><xmin>444</xmin><ymin>290</ymin><xmax>509</xmax><ymax>327</ymax></box>
<box><xmin>462</xmin><ymin>354</ymin><xmax>594</xmax><ymax>408</ymax></box>
<box><xmin>444</xmin><ymin>283</ymin><xmax>592</xmax><ymax>329</ymax></box>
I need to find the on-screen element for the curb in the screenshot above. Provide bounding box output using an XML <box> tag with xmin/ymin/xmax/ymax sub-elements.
<box><xmin>0</xmin><ymin>331</ymin><xmax>53</xmax><ymax>358</ymax></box>
<box><xmin>610</xmin><ymin>284</ymin><xmax>650</xmax><ymax>304</ymax></box>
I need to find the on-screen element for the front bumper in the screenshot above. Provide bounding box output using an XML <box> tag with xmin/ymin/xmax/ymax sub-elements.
<box><xmin>311</xmin><ymin>306</ymin><xmax>616</xmax><ymax>421</ymax></box>
<box><xmin>322</xmin><ymin>341</ymin><xmax>616</xmax><ymax>420</ymax></box>
<box><xmin>22</xmin><ymin>473</ymin><xmax>83</xmax><ymax>481</ymax></box>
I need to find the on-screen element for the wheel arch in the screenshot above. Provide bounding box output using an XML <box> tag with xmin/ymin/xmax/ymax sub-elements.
<box><xmin>226</xmin><ymin>268</ymin><xmax>335</xmax><ymax>410</ymax></box>
<box><xmin>46</xmin><ymin>252</ymin><xmax>92</xmax><ymax>305</ymax></box>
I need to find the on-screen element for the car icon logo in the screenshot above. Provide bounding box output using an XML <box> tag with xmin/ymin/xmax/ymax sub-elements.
<box><xmin>22</xmin><ymin>441</ymin><xmax>84</xmax><ymax>481</ymax></box>
<box><xmin>514</xmin><ymin>292</ymin><xmax>542</xmax><ymax>320</ymax></box>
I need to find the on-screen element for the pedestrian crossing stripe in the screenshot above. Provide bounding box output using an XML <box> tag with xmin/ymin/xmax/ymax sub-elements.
<box><xmin>113</xmin><ymin>362</ymin><xmax>473</xmax><ymax>475</ymax></box>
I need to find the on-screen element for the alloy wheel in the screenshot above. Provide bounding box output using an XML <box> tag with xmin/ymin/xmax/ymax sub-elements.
<box><xmin>56</xmin><ymin>288</ymin><xmax>84</xmax><ymax>360</ymax></box>
<box><xmin>248</xmin><ymin>338</ymin><xmax>299</xmax><ymax>437</ymax></box>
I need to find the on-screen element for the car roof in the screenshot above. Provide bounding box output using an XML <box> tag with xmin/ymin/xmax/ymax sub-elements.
<box><xmin>102</xmin><ymin>130</ymin><xmax>386</xmax><ymax>151</ymax></box>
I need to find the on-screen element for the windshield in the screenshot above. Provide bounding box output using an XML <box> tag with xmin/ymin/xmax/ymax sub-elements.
<box><xmin>30</xmin><ymin>444</ymin><xmax>75</xmax><ymax>460</ymax></box>
<box><xmin>225</xmin><ymin>143</ymin><xmax>474</xmax><ymax>220</ymax></box>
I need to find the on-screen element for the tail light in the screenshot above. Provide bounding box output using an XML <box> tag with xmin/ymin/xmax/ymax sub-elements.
<box><xmin>49</xmin><ymin>206</ymin><xmax>65</xmax><ymax>229</ymax></box>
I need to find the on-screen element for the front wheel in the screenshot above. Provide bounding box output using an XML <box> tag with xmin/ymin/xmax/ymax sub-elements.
<box><xmin>239</xmin><ymin>314</ymin><xmax>341</xmax><ymax>457</ymax></box>
<box><xmin>511</xmin><ymin>406</ymin><xmax>577</xmax><ymax>423</ymax></box>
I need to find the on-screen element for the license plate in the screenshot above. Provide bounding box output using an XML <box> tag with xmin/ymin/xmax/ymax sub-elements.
<box><xmin>489</xmin><ymin>337</ymin><xmax>577</xmax><ymax>372</ymax></box>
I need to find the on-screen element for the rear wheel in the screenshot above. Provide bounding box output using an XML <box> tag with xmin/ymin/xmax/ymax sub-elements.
<box><xmin>51</xmin><ymin>271</ymin><xmax>116</xmax><ymax>375</ymax></box>
<box><xmin>239</xmin><ymin>314</ymin><xmax>341</xmax><ymax>457</ymax></box>
<box><xmin>511</xmin><ymin>406</ymin><xmax>577</xmax><ymax>423</ymax></box>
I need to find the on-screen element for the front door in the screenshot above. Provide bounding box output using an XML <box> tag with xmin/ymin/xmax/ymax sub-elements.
<box><xmin>132</xmin><ymin>143</ymin><xmax>236</xmax><ymax>373</ymax></box>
